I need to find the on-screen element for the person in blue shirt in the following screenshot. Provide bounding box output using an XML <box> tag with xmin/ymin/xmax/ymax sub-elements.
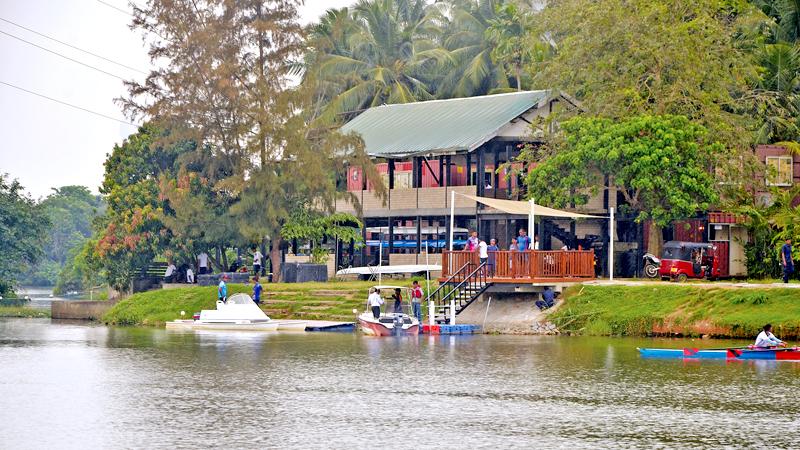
<box><xmin>535</xmin><ymin>287</ymin><xmax>555</xmax><ymax>311</ymax></box>
<box><xmin>517</xmin><ymin>229</ymin><xmax>531</xmax><ymax>251</ymax></box>
<box><xmin>218</xmin><ymin>275</ymin><xmax>229</xmax><ymax>303</ymax></box>
<box><xmin>487</xmin><ymin>238</ymin><xmax>499</xmax><ymax>276</ymax></box>
<box><xmin>252</xmin><ymin>276</ymin><xmax>263</xmax><ymax>305</ymax></box>
<box><xmin>782</xmin><ymin>239</ymin><xmax>794</xmax><ymax>283</ymax></box>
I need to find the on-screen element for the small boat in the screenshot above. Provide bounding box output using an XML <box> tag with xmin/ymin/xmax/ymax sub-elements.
<box><xmin>166</xmin><ymin>293</ymin><xmax>278</xmax><ymax>331</ymax></box>
<box><xmin>357</xmin><ymin>285</ymin><xmax>420</xmax><ymax>336</ymax></box>
<box><xmin>638</xmin><ymin>346</ymin><xmax>800</xmax><ymax>361</ymax></box>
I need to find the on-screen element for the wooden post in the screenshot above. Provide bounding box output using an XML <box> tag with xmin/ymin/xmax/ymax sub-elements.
<box><xmin>388</xmin><ymin>159</ymin><xmax>395</xmax><ymax>190</ymax></box>
<box><xmin>505</xmin><ymin>144</ymin><xmax>512</xmax><ymax>199</ymax></box>
<box><xmin>466</xmin><ymin>153</ymin><xmax>472</xmax><ymax>185</ymax></box>
<box><xmin>416</xmin><ymin>215</ymin><xmax>422</xmax><ymax>257</ymax></box>
<box><xmin>445</xmin><ymin>155</ymin><xmax>452</xmax><ymax>187</ymax></box>
<box><xmin>387</xmin><ymin>217</ymin><xmax>394</xmax><ymax>260</ymax></box>
<box><xmin>493</xmin><ymin>145</ymin><xmax>500</xmax><ymax>195</ymax></box>
<box><xmin>477</xmin><ymin>147</ymin><xmax>485</xmax><ymax>196</ymax></box>
<box><xmin>438</xmin><ymin>155</ymin><xmax>444</xmax><ymax>187</ymax></box>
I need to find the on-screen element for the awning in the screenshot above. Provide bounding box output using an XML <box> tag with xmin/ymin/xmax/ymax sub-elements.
<box><xmin>460</xmin><ymin>194</ymin><xmax>606</xmax><ymax>219</ymax></box>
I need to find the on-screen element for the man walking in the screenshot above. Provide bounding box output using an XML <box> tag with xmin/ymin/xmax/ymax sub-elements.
<box><xmin>197</xmin><ymin>251</ymin><xmax>210</xmax><ymax>275</ymax></box>
<box><xmin>252</xmin><ymin>276</ymin><xmax>263</xmax><ymax>305</ymax></box>
<box><xmin>252</xmin><ymin>247</ymin><xmax>263</xmax><ymax>276</ymax></box>
<box><xmin>782</xmin><ymin>238</ymin><xmax>794</xmax><ymax>283</ymax></box>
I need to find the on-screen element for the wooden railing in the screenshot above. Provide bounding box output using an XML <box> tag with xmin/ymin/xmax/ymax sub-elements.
<box><xmin>442</xmin><ymin>250</ymin><xmax>595</xmax><ymax>282</ymax></box>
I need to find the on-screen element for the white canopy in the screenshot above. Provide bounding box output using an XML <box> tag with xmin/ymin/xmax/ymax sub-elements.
<box><xmin>461</xmin><ymin>194</ymin><xmax>605</xmax><ymax>219</ymax></box>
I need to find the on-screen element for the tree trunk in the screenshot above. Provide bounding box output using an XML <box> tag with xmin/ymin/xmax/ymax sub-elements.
<box><xmin>646</xmin><ymin>221</ymin><xmax>663</xmax><ymax>260</ymax></box>
<box><xmin>270</xmin><ymin>235</ymin><xmax>283</xmax><ymax>282</ymax></box>
<box><xmin>515</xmin><ymin>65</ymin><xmax>522</xmax><ymax>91</ymax></box>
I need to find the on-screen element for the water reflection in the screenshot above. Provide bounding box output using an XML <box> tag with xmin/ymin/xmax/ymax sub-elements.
<box><xmin>0</xmin><ymin>319</ymin><xmax>799</xmax><ymax>449</ymax></box>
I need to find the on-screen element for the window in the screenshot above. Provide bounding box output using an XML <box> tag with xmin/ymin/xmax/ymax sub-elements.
<box><xmin>766</xmin><ymin>156</ymin><xmax>794</xmax><ymax>186</ymax></box>
<box><xmin>709</xmin><ymin>224</ymin><xmax>730</xmax><ymax>242</ymax></box>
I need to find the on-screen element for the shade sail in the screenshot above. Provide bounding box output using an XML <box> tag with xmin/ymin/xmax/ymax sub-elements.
<box><xmin>461</xmin><ymin>194</ymin><xmax>606</xmax><ymax>219</ymax></box>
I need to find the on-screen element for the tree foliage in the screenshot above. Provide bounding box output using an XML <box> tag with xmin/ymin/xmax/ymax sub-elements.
<box><xmin>0</xmin><ymin>175</ymin><xmax>49</xmax><ymax>296</ymax></box>
<box><xmin>525</xmin><ymin>115</ymin><xmax>720</xmax><ymax>226</ymax></box>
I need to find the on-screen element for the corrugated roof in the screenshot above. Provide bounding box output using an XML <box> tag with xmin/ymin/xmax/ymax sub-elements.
<box><xmin>340</xmin><ymin>90</ymin><xmax>550</xmax><ymax>158</ymax></box>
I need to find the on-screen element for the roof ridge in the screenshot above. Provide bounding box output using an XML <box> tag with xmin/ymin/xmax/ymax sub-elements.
<box><xmin>369</xmin><ymin>90</ymin><xmax>550</xmax><ymax>109</ymax></box>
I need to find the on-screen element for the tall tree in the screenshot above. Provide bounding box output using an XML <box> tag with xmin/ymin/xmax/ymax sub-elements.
<box><xmin>0</xmin><ymin>175</ymin><xmax>49</xmax><ymax>296</ymax></box>
<box><xmin>532</xmin><ymin>0</ymin><xmax>762</xmax><ymax>155</ymax></box>
<box><xmin>485</xmin><ymin>1</ymin><xmax>534</xmax><ymax>91</ymax></box>
<box><xmin>123</xmin><ymin>0</ymin><xmax>380</xmax><ymax>281</ymax></box>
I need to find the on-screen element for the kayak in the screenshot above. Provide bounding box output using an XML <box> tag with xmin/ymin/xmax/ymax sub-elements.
<box><xmin>638</xmin><ymin>347</ymin><xmax>800</xmax><ymax>361</ymax></box>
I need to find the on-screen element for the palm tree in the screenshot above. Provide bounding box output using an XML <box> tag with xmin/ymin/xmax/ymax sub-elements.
<box><xmin>308</xmin><ymin>0</ymin><xmax>450</xmax><ymax>125</ymax></box>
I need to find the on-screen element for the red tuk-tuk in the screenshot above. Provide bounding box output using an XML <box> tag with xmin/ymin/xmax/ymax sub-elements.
<box><xmin>659</xmin><ymin>241</ymin><xmax>720</xmax><ymax>282</ymax></box>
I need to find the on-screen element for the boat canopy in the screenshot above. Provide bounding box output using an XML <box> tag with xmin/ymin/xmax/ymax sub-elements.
<box><xmin>226</xmin><ymin>293</ymin><xmax>255</xmax><ymax>305</ymax></box>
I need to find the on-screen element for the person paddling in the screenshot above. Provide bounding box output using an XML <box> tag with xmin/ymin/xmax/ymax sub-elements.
<box><xmin>754</xmin><ymin>324</ymin><xmax>786</xmax><ymax>348</ymax></box>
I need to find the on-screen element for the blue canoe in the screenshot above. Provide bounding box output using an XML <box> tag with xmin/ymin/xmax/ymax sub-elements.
<box><xmin>638</xmin><ymin>347</ymin><xmax>800</xmax><ymax>361</ymax></box>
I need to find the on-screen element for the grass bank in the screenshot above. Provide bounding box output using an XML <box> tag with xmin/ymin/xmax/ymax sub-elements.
<box><xmin>551</xmin><ymin>285</ymin><xmax>800</xmax><ymax>339</ymax></box>
<box><xmin>0</xmin><ymin>306</ymin><xmax>51</xmax><ymax>318</ymax></box>
<box><xmin>103</xmin><ymin>280</ymin><xmax>432</xmax><ymax>326</ymax></box>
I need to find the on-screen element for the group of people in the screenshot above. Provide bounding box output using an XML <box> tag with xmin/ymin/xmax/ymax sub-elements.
<box><xmin>162</xmin><ymin>248</ymin><xmax>267</xmax><ymax>285</ymax></box>
<box><xmin>367</xmin><ymin>281</ymin><xmax>425</xmax><ymax>321</ymax></box>
<box><xmin>461</xmin><ymin>228</ymin><xmax>544</xmax><ymax>276</ymax></box>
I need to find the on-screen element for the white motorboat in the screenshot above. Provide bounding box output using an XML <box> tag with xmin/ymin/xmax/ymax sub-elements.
<box><xmin>166</xmin><ymin>293</ymin><xmax>279</xmax><ymax>331</ymax></box>
<box><xmin>272</xmin><ymin>320</ymin><xmax>308</xmax><ymax>332</ymax></box>
<box><xmin>358</xmin><ymin>285</ymin><xmax>420</xmax><ymax>336</ymax></box>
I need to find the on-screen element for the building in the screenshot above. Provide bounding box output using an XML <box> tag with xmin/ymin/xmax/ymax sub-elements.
<box><xmin>333</xmin><ymin>90</ymin><xmax>617</xmax><ymax>275</ymax></box>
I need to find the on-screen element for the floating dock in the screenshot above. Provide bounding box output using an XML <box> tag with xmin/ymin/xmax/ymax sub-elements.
<box><xmin>303</xmin><ymin>320</ymin><xmax>356</xmax><ymax>332</ymax></box>
<box><xmin>422</xmin><ymin>324</ymin><xmax>482</xmax><ymax>335</ymax></box>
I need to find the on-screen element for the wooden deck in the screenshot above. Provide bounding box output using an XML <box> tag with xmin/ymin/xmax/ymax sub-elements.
<box><xmin>440</xmin><ymin>250</ymin><xmax>596</xmax><ymax>283</ymax></box>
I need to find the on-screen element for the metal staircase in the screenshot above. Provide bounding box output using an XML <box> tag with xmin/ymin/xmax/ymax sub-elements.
<box><xmin>425</xmin><ymin>261</ymin><xmax>492</xmax><ymax>323</ymax></box>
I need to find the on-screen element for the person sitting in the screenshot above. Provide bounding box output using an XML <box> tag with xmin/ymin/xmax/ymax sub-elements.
<box><xmin>163</xmin><ymin>262</ymin><xmax>177</xmax><ymax>283</ymax></box>
<box><xmin>535</xmin><ymin>287</ymin><xmax>556</xmax><ymax>311</ymax></box>
<box><xmin>186</xmin><ymin>267</ymin><xmax>195</xmax><ymax>284</ymax></box>
<box><xmin>392</xmin><ymin>288</ymin><xmax>403</xmax><ymax>313</ymax></box>
<box><xmin>754</xmin><ymin>324</ymin><xmax>786</xmax><ymax>348</ymax></box>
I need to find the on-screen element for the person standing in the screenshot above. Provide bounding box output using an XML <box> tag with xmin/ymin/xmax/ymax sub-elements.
<box><xmin>487</xmin><ymin>238</ymin><xmax>499</xmax><ymax>276</ymax></box>
<box><xmin>218</xmin><ymin>275</ymin><xmax>229</xmax><ymax>303</ymax></box>
<box><xmin>186</xmin><ymin>267</ymin><xmax>195</xmax><ymax>284</ymax></box>
<box><xmin>478</xmin><ymin>239</ymin><xmax>489</xmax><ymax>275</ymax></box>
<box><xmin>391</xmin><ymin>288</ymin><xmax>403</xmax><ymax>313</ymax></box>
<box><xmin>252</xmin><ymin>276</ymin><xmax>262</xmax><ymax>305</ymax></box>
<box><xmin>781</xmin><ymin>238</ymin><xmax>794</xmax><ymax>283</ymax></box>
<box><xmin>517</xmin><ymin>229</ymin><xmax>531</xmax><ymax>252</ymax></box>
<box><xmin>252</xmin><ymin>248</ymin><xmax>263</xmax><ymax>276</ymax></box>
<box><xmin>509</xmin><ymin>237</ymin><xmax>518</xmax><ymax>277</ymax></box>
<box><xmin>466</xmin><ymin>231</ymin><xmax>479</xmax><ymax>252</ymax></box>
<box><xmin>197</xmin><ymin>251</ymin><xmax>210</xmax><ymax>275</ymax></box>
<box><xmin>368</xmin><ymin>287</ymin><xmax>383</xmax><ymax>319</ymax></box>
<box><xmin>411</xmin><ymin>280</ymin><xmax>424</xmax><ymax>322</ymax></box>
<box><xmin>533</xmin><ymin>234</ymin><xmax>540</xmax><ymax>250</ymax></box>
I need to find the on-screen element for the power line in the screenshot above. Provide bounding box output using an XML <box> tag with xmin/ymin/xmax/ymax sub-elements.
<box><xmin>0</xmin><ymin>16</ymin><xmax>149</xmax><ymax>75</ymax></box>
<box><xmin>0</xmin><ymin>80</ymin><xmax>140</xmax><ymax>127</ymax></box>
<box><xmin>0</xmin><ymin>29</ymin><xmax>129</xmax><ymax>81</ymax></box>
<box><xmin>95</xmin><ymin>0</ymin><xmax>134</xmax><ymax>16</ymax></box>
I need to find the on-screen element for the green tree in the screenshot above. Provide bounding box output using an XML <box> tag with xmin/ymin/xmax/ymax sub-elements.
<box><xmin>524</xmin><ymin>115</ymin><xmax>720</xmax><ymax>226</ymax></box>
<box><xmin>123</xmin><ymin>0</ymin><xmax>383</xmax><ymax>281</ymax></box>
<box><xmin>281</xmin><ymin>207</ymin><xmax>364</xmax><ymax>264</ymax></box>
<box><xmin>532</xmin><ymin>0</ymin><xmax>761</xmax><ymax>154</ymax></box>
<box><xmin>305</xmin><ymin>0</ymin><xmax>450</xmax><ymax>124</ymax></box>
<box><xmin>485</xmin><ymin>1</ymin><xmax>534</xmax><ymax>91</ymax></box>
<box><xmin>0</xmin><ymin>175</ymin><xmax>49</xmax><ymax>296</ymax></box>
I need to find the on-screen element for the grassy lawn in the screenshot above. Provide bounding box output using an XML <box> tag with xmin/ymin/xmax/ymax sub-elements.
<box><xmin>0</xmin><ymin>306</ymin><xmax>51</xmax><ymax>318</ymax></box>
<box><xmin>103</xmin><ymin>279</ymin><xmax>436</xmax><ymax>326</ymax></box>
<box><xmin>551</xmin><ymin>285</ymin><xmax>800</xmax><ymax>338</ymax></box>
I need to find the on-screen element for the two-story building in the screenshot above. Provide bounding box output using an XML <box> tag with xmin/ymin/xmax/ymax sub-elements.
<box><xmin>333</xmin><ymin>90</ymin><xmax>620</xmax><ymax>274</ymax></box>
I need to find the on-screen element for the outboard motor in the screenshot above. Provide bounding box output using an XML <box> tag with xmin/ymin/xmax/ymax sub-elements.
<box><xmin>392</xmin><ymin>314</ymin><xmax>404</xmax><ymax>336</ymax></box>
<box><xmin>643</xmin><ymin>253</ymin><xmax>661</xmax><ymax>279</ymax></box>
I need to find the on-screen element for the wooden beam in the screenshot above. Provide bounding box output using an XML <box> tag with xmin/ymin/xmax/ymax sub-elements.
<box><xmin>423</xmin><ymin>156</ymin><xmax>440</xmax><ymax>186</ymax></box>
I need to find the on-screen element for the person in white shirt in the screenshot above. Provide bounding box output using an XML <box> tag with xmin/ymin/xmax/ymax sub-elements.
<box><xmin>754</xmin><ymin>324</ymin><xmax>786</xmax><ymax>348</ymax></box>
<box><xmin>252</xmin><ymin>248</ymin><xmax>263</xmax><ymax>276</ymax></box>
<box><xmin>186</xmin><ymin>267</ymin><xmax>195</xmax><ymax>283</ymax></box>
<box><xmin>164</xmin><ymin>262</ymin><xmax>177</xmax><ymax>283</ymax></box>
<box><xmin>367</xmin><ymin>288</ymin><xmax>384</xmax><ymax>319</ymax></box>
<box><xmin>197</xmin><ymin>252</ymin><xmax>210</xmax><ymax>274</ymax></box>
<box><xmin>532</xmin><ymin>234</ymin><xmax>540</xmax><ymax>250</ymax></box>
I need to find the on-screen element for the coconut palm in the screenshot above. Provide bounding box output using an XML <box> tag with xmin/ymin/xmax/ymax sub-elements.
<box><xmin>309</xmin><ymin>0</ymin><xmax>451</xmax><ymax>125</ymax></box>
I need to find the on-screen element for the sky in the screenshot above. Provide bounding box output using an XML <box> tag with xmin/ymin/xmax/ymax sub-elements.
<box><xmin>0</xmin><ymin>0</ymin><xmax>356</xmax><ymax>199</ymax></box>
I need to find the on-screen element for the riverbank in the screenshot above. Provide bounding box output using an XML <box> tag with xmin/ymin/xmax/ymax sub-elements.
<box><xmin>0</xmin><ymin>306</ymin><xmax>51</xmax><ymax>318</ymax></box>
<box><xmin>103</xmin><ymin>280</ymin><xmax>399</xmax><ymax>326</ymax></box>
<box><xmin>551</xmin><ymin>284</ymin><xmax>800</xmax><ymax>338</ymax></box>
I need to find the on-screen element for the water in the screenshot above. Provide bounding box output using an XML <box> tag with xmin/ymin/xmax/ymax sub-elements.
<box><xmin>1</xmin><ymin>319</ymin><xmax>799</xmax><ymax>449</ymax></box>
<box><xmin>12</xmin><ymin>286</ymin><xmax>86</xmax><ymax>310</ymax></box>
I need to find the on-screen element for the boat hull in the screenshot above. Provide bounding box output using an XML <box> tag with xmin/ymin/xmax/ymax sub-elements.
<box><xmin>166</xmin><ymin>320</ymin><xmax>279</xmax><ymax>332</ymax></box>
<box><xmin>272</xmin><ymin>320</ymin><xmax>308</xmax><ymax>332</ymax></box>
<box><xmin>638</xmin><ymin>347</ymin><xmax>800</xmax><ymax>361</ymax></box>
<box><xmin>358</xmin><ymin>317</ymin><xmax>420</xmax><ymax>337</ymax></box>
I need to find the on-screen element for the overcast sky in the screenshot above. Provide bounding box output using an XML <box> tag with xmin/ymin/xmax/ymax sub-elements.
<box><xmin>0</xmin><ymin>0</ymin><xmax>356</xmax><ymax>199</ymax></box>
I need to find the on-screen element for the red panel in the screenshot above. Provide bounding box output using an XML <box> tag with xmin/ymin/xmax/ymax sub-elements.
<box><xmin>776</xmin><ymin>350</ymin><xmax>800</xmax><ymax>360</ymax></box>
<box><xmin>674</xmin><ymin>220</ymin><xmax>705</xmax><ymax>243</ymax></box>
<box><xmin>714</xmin><ymin>241</ymin><xmax>730</xmax><ymax>277</ymax></box>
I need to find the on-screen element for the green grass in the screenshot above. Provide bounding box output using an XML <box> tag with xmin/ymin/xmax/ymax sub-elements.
<box><xmin>0</xmin><ymin>306</ymin><xmax>51</xmax><ymax>318</ymax></box>
<box><xmin>551</xmin><ymin>285</ymin><xmax>800</xmax><ymax>338</ymax></box>
<box><xmin>103</xmin><ymin>280</ymin><xmax>436</xmax><ymax>326</ymax></box>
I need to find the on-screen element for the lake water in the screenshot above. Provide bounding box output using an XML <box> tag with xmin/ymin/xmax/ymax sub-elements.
<box><xmin>1</xmin><ymin>319</ymin><xmax>799</xmax><ymax>449</ymax></box>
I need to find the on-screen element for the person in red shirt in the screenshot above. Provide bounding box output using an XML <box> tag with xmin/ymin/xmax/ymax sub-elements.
<box><xmin>411</xmin><ymin>280</ymin><xmax>424</xmax><ymax>322</ymax></box>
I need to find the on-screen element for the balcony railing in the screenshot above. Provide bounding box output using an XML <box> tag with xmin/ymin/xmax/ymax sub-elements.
<box><xmin>441</xmin><ymin>250</ymin><xmax>596</xmax><ymax>283</ymax></box>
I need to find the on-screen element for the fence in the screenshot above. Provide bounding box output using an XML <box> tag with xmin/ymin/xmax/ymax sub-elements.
<box><xmin>441</xmin><ymin>250</ymin><xmax>595</xmax><ymax>282</ymax></box>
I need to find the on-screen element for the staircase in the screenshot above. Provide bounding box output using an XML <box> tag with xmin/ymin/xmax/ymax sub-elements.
<box><xmin>425</xmin><ymin>261</ymin><xmax>492</xmax><ymax>324</ymax></box>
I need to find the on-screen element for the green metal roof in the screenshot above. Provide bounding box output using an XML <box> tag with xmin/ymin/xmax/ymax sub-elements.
<box><xmin>340</xmin><ymin>90</ymin><xmax>551</xmax><ymax>158</ymax></box>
